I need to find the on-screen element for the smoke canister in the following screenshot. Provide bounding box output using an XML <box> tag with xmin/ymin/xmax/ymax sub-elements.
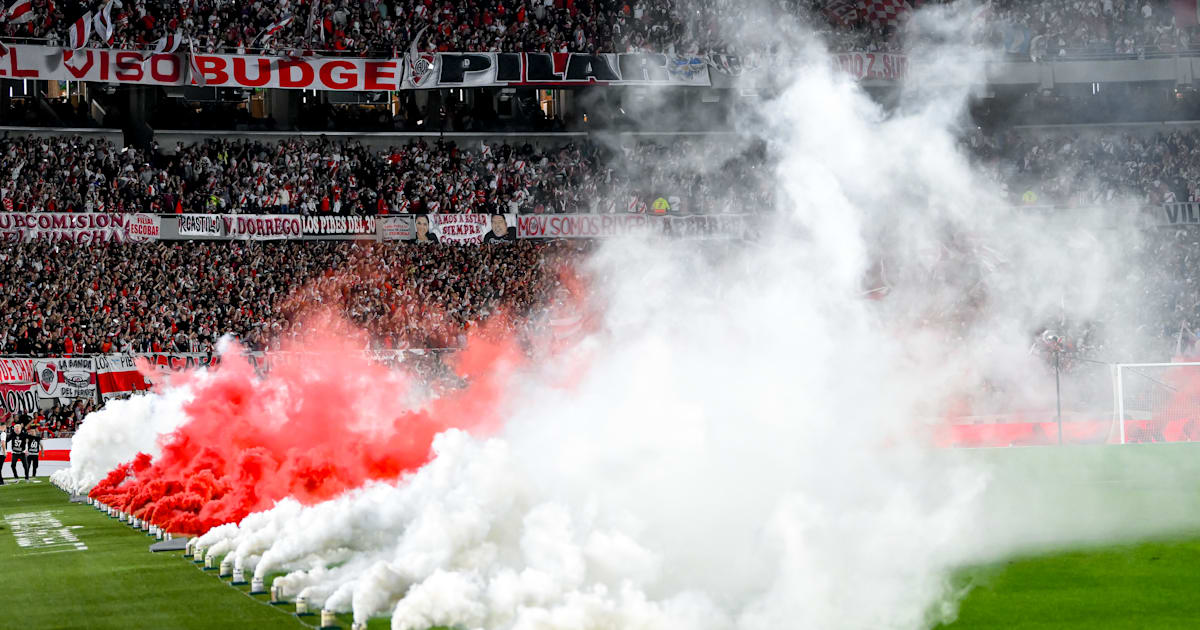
<box><xmin>320</xmin><ymin>609</ymin><xmax>336</xmax><ymax>628</ymax></box>
<box><xmin>295</xmin><ymin>595</ymin><xmax>310</xmax><ymax>615</ymax></box>
<box><xmin>251</xmin><ymin>576</ymin><xmax>265</xmax><ymax>594</ymax></box>
<box><xmin>232</xmin><ymin>567</ymin><xmax>246</xmax><ymax>584</ymax></box>
<box><xmin>219</xmin><ymin>558</ymin><xmax>232</xmax><ymax>577</ymax></box>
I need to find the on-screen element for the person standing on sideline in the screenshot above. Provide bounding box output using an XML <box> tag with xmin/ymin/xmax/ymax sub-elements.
<box><xmin>0</xmin><ymin>424</ymin><xmax>6</xmax><ymax>485</ymax></box>
<box><xmin>24</xmin><ymin>427</ymin><xmax>41</xmax><ymax>480</ymax></box>
<box><xmin>7</xmin><ymin>422</ymin><xmax>25</xmax><ymax>482</ymax></box>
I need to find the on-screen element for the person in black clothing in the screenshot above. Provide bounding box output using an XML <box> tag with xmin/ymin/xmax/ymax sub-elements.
<box><xmin>23</xmin><ymin>427</ymin><xmax>40</xmax><ymax>480</ymax></box>
<box><xmin>7</xmin><ymin>422</ymin><xmax>25</xmax><ymax>481</ymax></box>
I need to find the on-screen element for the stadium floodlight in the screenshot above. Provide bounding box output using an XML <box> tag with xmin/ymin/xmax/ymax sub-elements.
<box><xmin>294</xmin><ymin>595</ymin><xmax>310</xmax><ymax>616</ymax></box>
<box><xmin>219</xmin><ymin>558</ymin><xmax>232</xmax><ymax>577</ymax></box>
<box><xmin>251</xmin><ymin>576</ymin><xmax>265</xmax><ymax>594</ymax></box>
<box><xmin>232</xmin><ymin>567</ymin><xmax>246</xmax><ymax>585</ymax></box>
<box><xmin>320</xmin><ymin>609</ymin><xmax>336</xmax><ymax>629</ymax></box>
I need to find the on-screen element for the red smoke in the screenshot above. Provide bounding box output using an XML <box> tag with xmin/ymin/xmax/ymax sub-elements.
<box><xmin>89</xmin><ymin>318</ymin><xmax>523</xmax><ymax>535</ymax></box>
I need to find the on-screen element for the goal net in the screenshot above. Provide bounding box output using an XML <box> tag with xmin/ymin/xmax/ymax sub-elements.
<box><xmin>1115</xmin><ymin>363</ymin><xmax>1200</xmax><ymax>444</ymax></box>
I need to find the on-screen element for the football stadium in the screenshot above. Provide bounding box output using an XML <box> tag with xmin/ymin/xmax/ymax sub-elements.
<box><xmin>2</xmin><ymin>0</ymin><xmax>1200</xmax><ymax>629</ymax></box>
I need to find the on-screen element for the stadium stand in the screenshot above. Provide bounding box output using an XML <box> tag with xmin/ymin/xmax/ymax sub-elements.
<box><xmin>2</xmin><ymin>0</ymin><xmax>1197</xmax><ymax>58</ymax></box>
<box><xmin>0</xmin><ymin>239</ymin><xmax>589</xmax><ymax>356</ymax></box>
<box><xmin>0</xmin><ymin>133</ymin><xmax>770</xmax><ymax>214</ymax></box>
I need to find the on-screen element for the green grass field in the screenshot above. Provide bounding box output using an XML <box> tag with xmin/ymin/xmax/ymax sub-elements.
<box><xmin>2</xmin><ymin>444</ymin><xmax>1198</xmax><ymax>629</ymax></box>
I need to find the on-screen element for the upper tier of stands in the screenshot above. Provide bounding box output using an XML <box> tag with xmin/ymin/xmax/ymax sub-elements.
<box><xmin>2</xmin><ymin>0</ymin><xmax>1196</xmax><ymax>59</ymax></box>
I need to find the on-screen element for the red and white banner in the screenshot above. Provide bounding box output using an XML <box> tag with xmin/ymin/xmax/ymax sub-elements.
<box><xmin>134</xmin><ymin>352</ymin><xmax>221</xmax><ymax>373</ymax></box>
<box><xmin>0</xmin><ymin>382</ymin><xmax>38</xmax><ymax>416</ymax></box>
<box><xmin>0</xmin><ymin>213</ymin><xmax>159</xmax><ymax>244</ymax></box>
<box><xmin>0</xmin><ymin>45</ymin><xmax>403</xmax><ymax>91</ymax></box>
<box><xmin>0</xmin><ymin>358</ymin><xmax>34</xmax><ymax>384</ymax></box>
<box><xmin>41</xmin><ymin>437</ymin><xmax>72</xmax><ymax>461</ymax></box>
<box><xmin>516</xmin><ymin>214</ymin><xmax>751</xmax><ymax>239</ymax></box>
<box><xmin>94</xmin><ymin>354</ymin><xmax>150</xmax><ymax>400</ymax></box>
<box><xmin>831</xmin><ymin>52</ymin><xmax>907</xmax><ymax>81</ymax></box>
<box><xmin>0</xmin><ymin>45</ymin><xmax>897</xmax><ymax>90</ymax></box>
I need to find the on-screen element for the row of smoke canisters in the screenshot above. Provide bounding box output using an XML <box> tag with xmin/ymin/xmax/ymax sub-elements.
<box><xmin>74</xmin><ymin>488</ymin><xmax>367</xmax><ymax>630</ymax></box>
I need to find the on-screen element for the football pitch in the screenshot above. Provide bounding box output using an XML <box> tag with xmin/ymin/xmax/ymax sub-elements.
<box><xmin>2</xmin><ymin>444</ymin><xmax>1198</xmax><ymax>630</ymax></box>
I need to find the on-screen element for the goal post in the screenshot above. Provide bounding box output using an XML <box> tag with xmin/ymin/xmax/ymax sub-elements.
<box><xmin>1113</xmin><ymin>362</ymin><xmax>1200</xmax><ymax>445</ymax></box>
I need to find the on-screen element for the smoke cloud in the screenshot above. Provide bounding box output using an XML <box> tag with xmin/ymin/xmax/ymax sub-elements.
<box><xmin>83</xmin><ymin>321</ymin><xmax>521</xmax><ymax>535</ymax></box>
<box><xmin>63</xmin><ymin>4</ymin><xmax>1200</xmax><ymax>629</ymax></box>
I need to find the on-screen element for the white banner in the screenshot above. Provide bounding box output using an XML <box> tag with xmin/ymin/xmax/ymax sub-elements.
<box><xmin>379</xmin><ymin>216</ymin><xmax>415</xmax><ymax>241</ymax></box>
<box><xmin>301</xmin><ymin>215</ymin><xmax>376</xmax><ymax>236</ymax></box>
<box><xmin>830</xmin><ymin>52</ymin><xmax>907</xmax><ymax>81</ymax></box>
<box><xmin>34</xmin><ymin>357</ymin><xmax>96</xmax><ymax>399</ymax></box>
<box><xmin>126</xmin><ymin>213</ymin><xmax>161</xmax><ymax>241</ymax></box>
<box><xmin>177</xmin><ymin>214</ymin><xmax>223</xmax><ymax>237</ymax></box>
<box><xmin>224</xmin><ymin>215</ymin><xmax>303</xmax><ymax>240</ymax></box>
<box><xmin>0</xmin><ymin>212</ymin><xmax>158</xmax><ymax>244</ymax></box>
<box><xmin>515</xmin><ymin>214</ymin><xmax>752</xmax><ymax>239</ymax></box>
<box><xmin>421</xmin><ymin>213</ymin><xmax>516</xmax><ymax>244</ymax></box>
<box><xmin>176</xmin><ymin>214</ymin><xmax>303</xmax><ymax>240</ymax></box>
<box><xmin>0</xmin><ymin>45</ymin><xmax>403</xmax><ymax>91</ymax></box>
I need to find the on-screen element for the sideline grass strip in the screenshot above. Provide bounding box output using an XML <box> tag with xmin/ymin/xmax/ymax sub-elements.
<box><xmin>0</xmin><ymin>479</ymin><xmax>304</xmax><ymax>630</ymax></box>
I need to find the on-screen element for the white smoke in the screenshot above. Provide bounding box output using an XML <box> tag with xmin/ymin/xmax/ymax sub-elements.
<box><xmin>66</xmin><ymin>5</ymin><xmax>1200</xmax><ymax>629</ymax></box>
<box><xmin>51</xmin><ymin>382</ymin><xmax>196</xmax><ymax>494</ymax></box>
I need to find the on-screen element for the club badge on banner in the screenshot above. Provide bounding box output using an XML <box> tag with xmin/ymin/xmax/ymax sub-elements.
<box><xmin>0</xmin><ymin>213</ymin><xmax>161</xmax><ymax>244</ymax></box>
<box><xmin>34</xmin><ymin>357</ymin><xmax>97</xmax><ymax>399</ymax></box>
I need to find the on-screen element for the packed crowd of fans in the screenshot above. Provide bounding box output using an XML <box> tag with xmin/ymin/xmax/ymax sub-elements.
<box><xmin>8</xmin><ymin>127</ymin><xmax>1200</xmax><ymax>214</ymax></box>
<box><xmin>1</xmin><ymin>0</ymin><xmax>1195</xmax><ymax>58</ymax></box>
<box><xmin>0</xmin><ymin>239</ymin><xmax>591</xmax><ymax>356</ymax></box>
<box><xmin>969</xmin><ymin>127</ymin><xmax>1200</xmax><ymax>207</ymax></box>
<box><xmin>0</xmin><ymin>134</ymin><xmax>770</xmax><ymax>215</ymax></box>
<box><xmin>0</xmin><ymin>399</ymin><xmax>95</xmax><ymax>437</ymax></box>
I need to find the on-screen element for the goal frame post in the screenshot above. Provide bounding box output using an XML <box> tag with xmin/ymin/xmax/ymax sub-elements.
<box><xmin>1112</xmin><ymin>362</ymin><xmax>1200</xmax><ymax>445</ymax></box>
